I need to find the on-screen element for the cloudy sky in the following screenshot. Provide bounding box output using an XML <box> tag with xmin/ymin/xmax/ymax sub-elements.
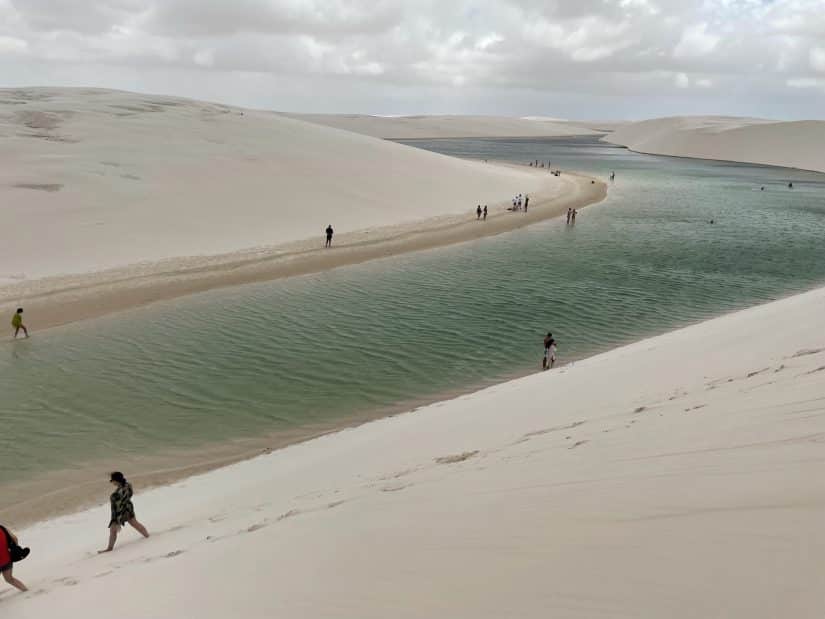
<box><xmin>1</xmin><ymin>0</ymin><xmax>824</xmax><ymax>119</ymax></box>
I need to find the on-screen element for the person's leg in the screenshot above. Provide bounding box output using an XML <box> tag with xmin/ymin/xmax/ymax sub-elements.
<box><xmin>550</xmin><ymin>357</ymin><xmax>555</xmax><ymax>369</ymax></box>
<box><xmin>13</xmin><ymin>326</ymin><xmax>19</xmax><ymax>339</ymax></box>
<box><xmin>99</xmin><ymin>525</ymin><xmax>120</xmax><ymax>552</ymax></box>
<box><xmin>2</xmin><ymin>567</ymin><xmax>27</xmax><ymax>592</ymax></box>
<box><xmin>22</xmin><ymin>325</ymin><xmax>28</xmax><ymax>338</ymax></box>
<box><xmin>128</xmin><ymin>518</ymin><xmax>150</xmax><ymax>538</ymax></box>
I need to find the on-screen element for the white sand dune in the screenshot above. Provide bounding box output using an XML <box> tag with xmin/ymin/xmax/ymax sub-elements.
<box><xmin>0</xmin><ymin>88</ymin><xmax>567</xmax><ymax>289</ymax></box>
<box><xmin>606</xmin><ymin>116</ymin><xmax>825</xmax><ymax>173</ymax></box>
<box><xmin>5</xmin><ymin>286</ymin><xmax>825</xmax><ymax>618</ymax></box>
<box><xmin>281</xmin><ymin>113</ymin><xmax>601</xmax><ymax>139</ymax></box>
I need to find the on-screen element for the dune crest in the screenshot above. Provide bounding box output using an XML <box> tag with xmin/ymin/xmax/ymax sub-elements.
<box><xmin>606</xmin><ymin>116</ymin><xmax>825</xmax><ymax>173</ymax></box>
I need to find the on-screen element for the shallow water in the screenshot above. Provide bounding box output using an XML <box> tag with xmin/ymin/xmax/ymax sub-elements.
<box><xmin>3</xmin><ymin>136</ymin><xmax>825</xmax><ymax>491</ymax></box>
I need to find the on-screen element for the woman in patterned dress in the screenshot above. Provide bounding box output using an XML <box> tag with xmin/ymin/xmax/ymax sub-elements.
<box><xmin>99</xmin><ymin>472</ymin><xmax>150</xmax><ymax>553</ymax></box>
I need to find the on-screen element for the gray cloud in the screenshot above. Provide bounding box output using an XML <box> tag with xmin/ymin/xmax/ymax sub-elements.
<box><xmin>0</xmin><ymin>0</ymin><xmax>824</xmax><ymax>118</ymax></box>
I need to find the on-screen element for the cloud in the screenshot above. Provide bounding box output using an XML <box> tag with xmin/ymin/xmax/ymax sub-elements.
<box><xmin>811</xmin><ymin>46</ymin><xmax>825</xmax><ymax>72</ymax></box>
<box><xmin>673</xmin><ymin>23</ymin><xmax>720</xmax><ymax>58</ymax></box>
<box><xmin>0</xmin><ymin>0</ymin><xmax>823</xmax><ymax>118</ymax></box>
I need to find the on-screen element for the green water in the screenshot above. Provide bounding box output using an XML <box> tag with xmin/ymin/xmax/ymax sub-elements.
<box><xmin>3</xmin><ymin>137</ymin><xmax>825</xmax><ymax>489</ymax></box>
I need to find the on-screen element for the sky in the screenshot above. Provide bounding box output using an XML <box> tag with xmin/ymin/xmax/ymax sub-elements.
<box><xmin>1</xmin><ymin>0</ymin><xmax>825</xmax><ymax>119</ymax></box>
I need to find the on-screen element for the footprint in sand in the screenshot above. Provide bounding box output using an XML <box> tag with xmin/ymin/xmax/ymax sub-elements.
<box><xmin>53</xmin><ymin>577</ymin><xmax>78</xmax><ymax>586</ymax></box>
<box><xmin>792</xmin><ymin>348</ymin><xmax>825</xmax><ymax>358</ymax></box>
<box><xmin>747</xmin><ymin>368</ymin><xmax>770</xmax><ymax>378</ymax></box>
<box><xmin>246</xmin><ymin>522</ymin><xmax>269</xmax><ymax>533</ymax></box>
<box><xmin>569</xmin><ymin>440</ymin><xmax>588</xmax><ymax>449</ymax></box>
<box><xmin>435</xmin><ymin>450</ymin><xmax>480</xmax><ymax>465</ymax></box>
<box><xmin>381</xmin><ymin>483</ymin><xmax>412</xmax><ymax>493</ymax></box>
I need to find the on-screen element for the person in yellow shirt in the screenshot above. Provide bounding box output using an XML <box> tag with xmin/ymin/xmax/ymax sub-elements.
<box><xmin>11</xmin><ymin>308</ymin><xmax>28</xmax><ymax>339</ymax></box>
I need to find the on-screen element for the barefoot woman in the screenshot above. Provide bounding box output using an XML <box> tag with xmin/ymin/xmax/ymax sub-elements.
<box><xmin>99</xmin><ymin>472</ymin><xmax>150</xmax><ymax>553</ymax></box>
<box><xmin>0</xmin><ymin>525</ymin><xmax>28</xmax><ymax>592</ymax></box>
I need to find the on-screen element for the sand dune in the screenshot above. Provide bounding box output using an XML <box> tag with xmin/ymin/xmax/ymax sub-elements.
<box><xmin>5</xmin><ymin>285</ymin><xmax>825</xmax><ymax>617</ymax></box>
<box><xmin>0</xmin><ymin>89</ymin><xmax>608</xmax><ymax>325</ymax></box>
<box><xmin>0</xmin><ymin>88</ymin><xmax>570</xmax><ymax>288</ymax></box>
<box><xmin>606</xmin><ymin>116</ymin><xmax>825</xmax><ymax>173</ymax></box>
<box><xmin>280</xmin><ymin>113</ymin><xmax>601</xmax><ymax>139</ymax></box>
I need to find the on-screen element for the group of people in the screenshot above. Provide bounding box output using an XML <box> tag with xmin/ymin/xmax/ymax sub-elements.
<box><xmin>566</xmin><ymin>208</ymin><xmax>578</xmax><ymax>224</ymax></box>
<box><xmin>475</xmin><ymin>205</ymin><xmax>489</xmax><ymax>220</ymax></box>
<box><xmin>509</xmin><ymin>194</ymin><xmax>529</xmax><ymax>212</ymax></box>
<box><xmin>2</xmin><ymin>471</ymin><xmax>150</xmax><ymax>593</ymax></box>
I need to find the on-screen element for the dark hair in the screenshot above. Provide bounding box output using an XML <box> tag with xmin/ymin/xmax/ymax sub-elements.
<box><xmin>110</xmin><ymin>471</ymin><xmax>127</xmax><ymax>485</ymax></box>
<box><xmin>16</xmin><ymin>308</ymin><xmax>22</xmax><ymax>313</ymax></box>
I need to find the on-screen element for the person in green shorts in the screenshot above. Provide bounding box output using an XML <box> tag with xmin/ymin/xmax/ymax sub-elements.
<box><xmin>11</xmin><ymin>308</ymin><xmax>28</xmax><ymax>339</ymax></box>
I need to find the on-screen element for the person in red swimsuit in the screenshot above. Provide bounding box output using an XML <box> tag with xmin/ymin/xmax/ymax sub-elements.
<box><xmin>0</xmin><ymin>525</ymin><xmax>28</xmax><ymax>592</ymax></box>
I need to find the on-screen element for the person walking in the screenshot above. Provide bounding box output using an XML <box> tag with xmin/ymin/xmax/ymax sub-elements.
<box><xmin>99</xmin><ymin>472</ymin><xmax>150</xmax><ymax>553</ymax></box>
<box><xmin>483</xmin><ymin>205</ymin><xmax>488</xmax><ymax>221</ymax></box>
<box><xmin>325</xmin><ymin>225</ymin><xmax>334</xmax><ymax>248</ymax></box>
<box><xmin>476</xmin><ymin>205</ymin><xmax>482</xmax><ymax>220</ymax></box>
<box><xmin>571</xmin><ymin>209</ymin><xmax>577</xmax><ymax>224</ymax></box>
<box><xmin>11</xmin><ymin>308</ymin><xmax>28</xmax><ymax>339</ymax></box>
<box><xmin>524</xmin><ymin>195</ymin><xmax>529</xmax><ymax>212</ymax></box>
<box><xmin>566</xmin><ymin>208</ymin><xmax>572</xmax><ymax>225</ymax></box>
<box><xmin>0</xmin><ymin>525</ymin><xmax>28</xmax><ymax>592</ymax></box>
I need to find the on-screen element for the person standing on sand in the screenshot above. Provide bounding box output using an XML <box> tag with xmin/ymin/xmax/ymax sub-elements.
<box><xmin>477</xmin><ymin>205</ymin><xmax>482</xmax><ymax>220</ymax></box>
<box><xmin>99</xmin><ymin>472</ymin><xmax>150</xmax><ymax>553</ymax></box>
<box><xmin>0</xmin><ymin>525</ymin><xmax>28</xmax><ymax>592</ymax></box>
<box><xmin>483</xmin><ymin>205</ymin><xmax>488</xmax><ymax>221</ymax></box>
<box><xmin>325</xmin><ymin>225</ymin><xmax>334</xmax><ymax>248</ymax></box>
<box><xmin>566</xmin><ymin>208</ymin><xmax>572</xmax><ymax>225</ymax></box>
<box><xmin>524</xmin><ymin>195</ymin><xmax>529</xmax><ymax>212</ymax></box>
<box><xmin>571</xmin><ymin>209</ymin><xmax>577</xmax><ymax>224</ymax></box>
<box><xmin>11</xmin><ymin>308</ymin><xmax>28</xmax><ymax>339</ymax></box>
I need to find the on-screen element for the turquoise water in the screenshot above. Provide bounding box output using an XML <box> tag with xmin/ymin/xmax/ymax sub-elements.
<box><xmin>3</xmin><ymin>137</ymin><xmax>825</xmax><ymax>490</ymax></box>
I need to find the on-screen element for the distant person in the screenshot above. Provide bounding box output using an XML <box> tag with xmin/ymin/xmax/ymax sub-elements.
<box><xmin>710</xmin><ymin>219</ymin><xmax>715</xmax><ymax>224</ymax></box>
<box><xmin>0</xmin><ymin>524</ymin><xmax>28</xmax><ymax>592</ymax></box>
<box><xmin>11</xmin><ymin>308</ymin><xmax>28</xmax><ymax>339</ymax></box>
<box><xmin>477</xmin><ymin>205</ymin><xmax>482</xmax><ymax>220</ymax></box>
<box><xmin>542</xmin><ymin>332</ymin><xmax>555</xmax><ymax>370</ymax></box>
<box><xmin>99</xmin><ymin>472</ymin><xmax>150</xmax><ymax>553</ymax></box>
<box><xmin>566</xmin><ymin>208</ymin><xmax>572</xmax><ymax>224</ymax></box>
<box><xmin>325</xmin><ymin>225</ymin><xmax>334</xmax><ymax>248</ymax></box>
<box><xmin>483</xmin><ymin>205</ymin><xmax>488</xmax><ymax>221</ymax></box>
<box><xmin>610</xmin><ymin>171</ymin><xmax>615</xmax><ymax>181</ymax></box>
<box><xmin>524</xmin><ymin>195</ymin><xmax>529</xmax><ymax>212</ymax></box>
<box><xmin>760</xmin><ymin>186</ymin><xmax>765</xmax><ymax>191</ymax></box>
<box><xmin>571</xmin><ymin>209</ymin><xmax>577</xmax><ymax>223</ymax></box>
<box><xmin>788</xmin><ymin>182</ymin><xmax>793</xmax><ymax>189</ymax></box>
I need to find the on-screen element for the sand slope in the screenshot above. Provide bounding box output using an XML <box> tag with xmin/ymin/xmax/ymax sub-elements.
<box><xmin>606</xmin><ymin>116</ymin><xmax>825</xmax><ymax>173</ymax></box>
<box><xmin>281</xmin><ymin>113</ymin><xmax>601</xmax><ymax>139</ymax></box>
<box><xmin>5</xmin><ymin>286</ymin><xmax>825</xmax><ymax>617</ymax></box>
<box><xmin>0</xmin><ymin>88</ymin><xmax>562</xmax><ymax>287</ymax></box>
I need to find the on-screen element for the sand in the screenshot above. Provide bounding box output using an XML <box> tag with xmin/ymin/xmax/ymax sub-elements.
<box><xmin>606</xmin><ymin>116</ymin><xmax>825</xmax><ymax>174</ymax></box>
<box><xmin>280</xmin><ymin>113</ymin><xmax>601</xmax><ymax>139</ymax></box>
<box><xmin>0</xmin><ymin>88</ymin><xmax>604</xmax><ymax>329</ymax></box>
<box><xmin>4</xmin><ymin>284</ymin><xmax>825</xmax><ymax>617</ymax></box>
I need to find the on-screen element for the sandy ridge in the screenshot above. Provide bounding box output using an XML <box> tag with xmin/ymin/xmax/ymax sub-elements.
<box><xmin>0</xmin><ymin>171</ymin><xmax>605</xmax><ymax>333</ymax></box>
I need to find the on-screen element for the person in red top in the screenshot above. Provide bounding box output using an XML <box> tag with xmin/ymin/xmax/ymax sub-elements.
<box><xmin>0</xmin><ymin>525</ymin><xmax>28</xmax><ymax>592</ymax></box>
